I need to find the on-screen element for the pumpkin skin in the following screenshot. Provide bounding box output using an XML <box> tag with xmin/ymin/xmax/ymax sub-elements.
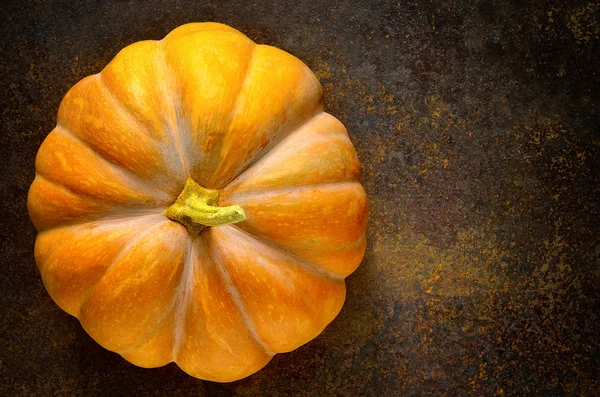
<box><xmin>28</xmin><ymin>22</ymin><xmax>368</xmax><ymax>382</ymax></box>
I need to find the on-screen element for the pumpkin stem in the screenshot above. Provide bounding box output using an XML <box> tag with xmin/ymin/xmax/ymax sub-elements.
<box><xmin>164</xmin><ymin>178</ymin><xmax>245</xmax><ymax>236</ymax></box>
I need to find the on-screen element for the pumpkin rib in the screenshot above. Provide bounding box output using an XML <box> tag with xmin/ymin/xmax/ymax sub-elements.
<box><xmin>35</xmin><ymin>129</ymin><xmax>165</xmax><ymax>208</ymax></box>
<box><xmin>158</xmin><ymin>30</ymin><xmax>258</xmax><ymax>187</ymax></box>
<box><xmin>98</xmin><ymin>40</ymin><xmax>171</xmax><ymax>143</ymax></box>
<box><xmin>171</xmin><ymin>236</ymin><xmax>274</xmax><ymax>381</ymax></box>
<box><xmin>53</xmin><ymin>123</ymin><xmax>173</xmax><ymax>203</ymax></box>
<box><xmin>224</xmin><ymin>180</ymin><xmax>361</xmax><ymax>203</ymax></box>
<box><xmin>223</xmin><ymin>110</ymin><xmax>325</xmax><ymax>190</ymax></box>
<box><xmin>226</xmin><ymin>43</ymin><xmax>257</xmax><ymax>123</ymax></box>
<box><xmin>158</xmin><ymin>40</ymin><xmax>191</xmax><ymax>178</ymax></box>
<box><xmin>39</xmin><ymin>208</ymin><xmax>169</xmax><ymax>235</ymax></box>
<box><xmin>53</xmin><ymin>208</ymin><xmax>167</xmax><ymax>232</ymax></box>
<box><xmin>28</xmin><ymin>175</ymin><xmax>110</xmax><ymax>231</ymax></box>
<box><xmin>96</xmin><ymin>40</ymin><xmax>189</xmax><ymax>192</ymax></box>
<box><xmin>211</xmin><ymin>245</ymin><xmax>275</xmax><ymax>357</ymax></box>
<box><xmin>225</xmin><ymin>182</ymin><xmax>367</xmax><ymax>277</ymax></box>
<box><xmin>200</xmin><ymin>43</ymin><xmax>257</xmax><ymax>185</ymax></box>
<box><xmin>37</xmin><ymin>212</ymin><xmax>168</xmax><ymax>238</ymax></box>
<box><xmin>118</xmin><ymin>316</ymin><xmax>176</xmax><ymax>368</ymax></box>
<box><xmin>56</xmin><ymin>74</ymin><xmax>185</xmax><ymax>195</ymax></box>
<box><xmin>209</xmin><ymin>225</ymin><xmax>346</xmax><ymax>353</ymax></box>
<box><xmin>205</xmin><ymin>44</ymin><xmax>324</xmax><ymax>188</ymax></box>
<box><xmin>227</xmin><ymin>224</ymin><xmax>344</xmax><ymax>282</ymax></box>
<box><xmin>31</xmin><ymin>174</ymin><xmax>166</xmax><ymax>229</ymax></box>
<box><xmin>116</xmin><ymin>295</ymin><xmax>177</xmax><ymax>359</ymax></box>
<box><xmin>170</xmin><ymin>237</ymin><xmax>198</xmax><ymax>361</ymax></box>
<box><xmin>36</xmin><ymin>212</ymin><xmax>169</xmax><ymax>317</ymax></box>
<box><xmin>95</xmin><ymin>72</ymin><xmax>164</xmax><ymax>142</ymax></box>
<box><xmin>77</xmin><ymin>219</ymin><xmax>171</xmax><ymax>319</ymax></box>
<box><xmin>80</xmin><ymin>207</ymin><xmax>168</xmax><ymax>224</ymax></box>
<box><xmin>79</xmin><ymin>221</ymin><xmax>189</xmax><ymax>353</ymax></box>
<box><xmin>94</xmin><ymin>71</ymin><xmax>188</xmax><ymax>192</ymax></box>
<box><xmin>89</xmin><ymin>220</ymin><xmax>190</xmax><ymax>364</ymax></box>
<box><xmin>222</xmin><ymin>112</ymin><xmax>361</xmax><ymax>196</ymax></box>
<box><xmin>32</xmin><ymin>174</ymin><xmax>161</xmax><ymax>217</ymax></box>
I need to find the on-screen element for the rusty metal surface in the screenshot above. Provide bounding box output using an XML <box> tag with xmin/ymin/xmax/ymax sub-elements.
<box><xmin>1</xmin><ymin>0</ymin><xmax>598</xmax><ymax>395</ymax></box>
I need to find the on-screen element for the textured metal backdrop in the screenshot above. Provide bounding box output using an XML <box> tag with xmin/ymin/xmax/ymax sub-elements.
<box><xmin>1</xmin><ymin>0</ymin><xmax>599</xmax><ymax>395</ymax></box>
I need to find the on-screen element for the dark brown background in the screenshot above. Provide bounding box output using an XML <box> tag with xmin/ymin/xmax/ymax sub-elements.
<box><xmin>1</xmin><ymin>0</ymin><xmax>599</xmax><ymax>396</ymax></box>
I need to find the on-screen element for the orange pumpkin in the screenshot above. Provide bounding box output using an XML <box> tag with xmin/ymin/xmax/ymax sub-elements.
<box><xmin>28</xmin><ymin>22</ymin><xmax>367</xmax><ymax>382</ymax></box>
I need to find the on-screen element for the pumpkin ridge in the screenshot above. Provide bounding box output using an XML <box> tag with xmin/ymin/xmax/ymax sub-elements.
<box><xmin>204</xmin><ymin>43</ymin><xmax>257</xmax><ymax>185</ymax></box>
<box><xmin>226</xmin><ymin>224</ymin><xmax>344</xmax><ymax>281</ymax></box>
<box><xmin>84</xmin><ymin>209</ymin><xmax>168</xmax><ymax>225</ymax></box>
<box><xmin>210</xmin><ymin>238</ymin><xmax>275</xmax><ymax>356</ymax></box>
<box><xmin>53</xmin><ymin>124</ymin><xmax>173</xmax><ymax>203</ymax></box>
<box><xmin>95</xmin><ymin>73</ymin><xmax>163</xmax><ymax>141</ymax></box>
<box><xmin>77</xmin><ymin>213</ymin><xmax>184</xmax><ymax>358</ymax></box>
<box><xmin>33</xmin><ymin>173</ymin><xmax>107</xmax><ymax>209</ymax></box>
<box><xmin>117</xmin><ymin>264</ymin><xmax>184</xmax><ymax>359</ymax></box>
<box><xmin>171</xmin><ymin>236</ymin><xmax>197</xmax><ymax>361</ymax></box>
<box><xmin>39</xmin><ymin>210</ymin><xmax>167</xmax><ymax>236</ymax></box>
<box><xmin>117</xmin><ymin>309</ymin><xmax>172</xmax><ymax>357</ymax></box>
<box><xmin>77</xmin><ymin>220</ymin><xmax>170</xmax><ymax>320</ymax></box>
<box><xmin>220</xmin><ymin>112</ymin><xmax>361</xmax><ymax>196</ymax></box>
<box><xmin>31</xmin><ymin>174</ymin><xmax>167</xmax><ymax>228</ymax></box>
<box><xmin>157</xmin><ymin>41</ymin><xmax>191</xmax><ymax>178</ymax></box>
<box><xmin>36</xmin><ymin>213</ymin><xmax>169</xmax><ymax>317</ymax></box>
<box><xmin>210</xmin><ymin>225</ymin><xmax>347</xmax><ymax>353</ymax></box>
<box><xmin>222</xmin><ymin>110</ymin><xmax>325</xmax><ymax>190</ymax></box>
<box><xmin>224</xmin><ymin>181</ymin><xmax>362</xmax><ymax>202</ymax></box>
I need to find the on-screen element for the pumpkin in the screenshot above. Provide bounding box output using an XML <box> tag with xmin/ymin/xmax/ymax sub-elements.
<box><xmin>28</xmin><ymin>22</ymin><xmax>368</xmax><ymax>382</ymax></box>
